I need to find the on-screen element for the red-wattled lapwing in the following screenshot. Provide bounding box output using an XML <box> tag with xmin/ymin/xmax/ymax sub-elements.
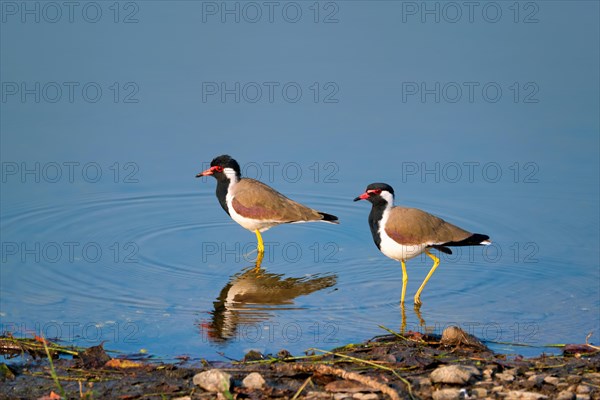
<box><xmin>354</xmin><ymin>183</ymin><xmax>490</xmax><ymax>305</ymax></box>
<box><xmin>197</xmin><ymin>155</ymin><xmax>339</xmax><ymax>256</ymax></box>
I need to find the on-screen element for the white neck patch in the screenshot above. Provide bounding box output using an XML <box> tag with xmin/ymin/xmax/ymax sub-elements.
<box><xmin>379</xmin><ymin>190</ymin><xmax>394</xmax><ymax>210</ymax></box>
<box><xmin>224</xmin><ymin>167</ymin><xmax>239</xmax><ymax>185</ymax></box>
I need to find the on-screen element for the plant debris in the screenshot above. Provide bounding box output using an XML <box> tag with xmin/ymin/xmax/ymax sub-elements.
<box><xmin>1</xmin><ymin>326</ymin><xmax>598</xmax><ymax>399</ymax></box>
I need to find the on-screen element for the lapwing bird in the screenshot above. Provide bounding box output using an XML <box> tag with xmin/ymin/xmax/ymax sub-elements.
<box><xmin>354</xmin><ymin>183</ymin><xmax>490</xmax><ymax>305</ymax></box>
<box><xmin>197</xmin><ymin>155</ymin><xmax>339</xmax><ymax>256</ymax></box>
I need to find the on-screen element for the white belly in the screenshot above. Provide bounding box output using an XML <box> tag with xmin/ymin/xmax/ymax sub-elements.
<box><xmin>379</xmin><ymin>232</ymin><xmax>426</xmax><ymax>261</ymax></box>
<box><xmin>378</xmin><ymin>208</ymin><xmax>426</xmax><ymax>261</ymax></box>
<box><xmin>226</xmin><ymin>193</ymin><xmax>278</xmax><ymax>232</ymax></box>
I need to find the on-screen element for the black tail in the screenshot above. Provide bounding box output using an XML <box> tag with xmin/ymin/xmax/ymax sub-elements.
<box><xmin>430</xmin><ymin>233</ymin><xmax>490</xmax><ymax>255</ymax></box>
<box><xmin>319</xmin><ymin>212</ymin><xmax>339</xmax><ymax>224</ymax></box>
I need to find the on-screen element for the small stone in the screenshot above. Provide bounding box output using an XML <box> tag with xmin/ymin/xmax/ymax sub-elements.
<box><xmin>471</xmin><ymin>388</ymin><xmax>488</xmax><ymax>397</ymax></box>
<box><xmin>193</xmin><ymin>369</ymin><xmax>231</xmax><ymax>393</ymax></box>
<box><xmin>412</xmin><ymin>377</ymin><xmax>432</xmax><ymax>388</ymax></box>
<box><xmin>243</xmin><ymin>350</ymin><xmax>264</xmax><ymax>362</ymax></box>
<box><xmin>576</xmin><ymin>385</ymin><xmax>591</xmax><ymax>394</ymax></box>
<box><xmin>544</xmin><ymin>376</ymin><xmax>560</xmax><ymax>386</ymax></box>
<box><xmin>242</xmin><ymin>372</ymin><xmax>265</xmax><ymax>389</ymax></box>
<box><xmin>432</xmin><ymin>388</ymin><xmax>461</xmax><ymax>400</ymax></box>
<box><xmin>556</xmin><ymin>390</ymin><xmax>576</xmax><ymax>400</ymax></box>
<box><xmin>430</xmin><ymin>365</ymin><xmax>481</xmax><ymax>384</ymax></box>
<box><xmin>333</xmin><ymin>395</ymin><xmax>351</xmax><ymax>400</ymax></box>
<box><xmin>483</xmin><ymin>368</ymin><xmax>494</xmax><ymax>380</ymax></box>
<box><xmin>576</xmin><ymin>396</ymin><xmax>590</xmax><ymax>400</ymax></box>
<box><xmin>527</xmin><ymin>374</ymin><xmax>546</xmax><ymax>388</ymax></box>
<box><xmin>492</xmin><ymin>386</ymin><xmax>504</xmax><ymax>392</ymax></box>
<box><xmin>505</xmin><ymin>390</ymin><xmax>548</xmax><ymax>400</ymax></box>
<box><xmin>441</xmin><ymin>326</ymin><xmax>486</xmax><ymax>350</ymax></box>
<box><xmin>567</xmin><ymin>376</ymin><xmax>582</xmax><ymax>384</ymax></box>
<box><xmin>277</xmin><ymin>349</ymin><xmax>292</xmax><ymax>359</ymax></box>
<box><xmin>504</xmin><ymin>390</ymin><xmax>548</xmax><ymax>399</ymax></box>
<box><xmin>582</xmin><ymin>372</ymin><xmax>600</xmax><ymax>381</ymax></box>
<box><xmin>172</xmin><ymin>397</ymin><xmax>192</xmax><ymax>400</ymax></box>
<box><xmin>496</xmin><ymin>372</ymin><xmax>515</xmax><ymax>382</ymax></box>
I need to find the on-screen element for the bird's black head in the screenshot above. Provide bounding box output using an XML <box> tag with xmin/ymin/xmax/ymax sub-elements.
<box><xmin>196</xmin><ymin>154</ymin><xmax>242</xmax><ymax>181</ymax></box>
<box><xmin>353</xmin><ymin>182</ymin><xmax>395</xmax><ymax>206</ymax></box>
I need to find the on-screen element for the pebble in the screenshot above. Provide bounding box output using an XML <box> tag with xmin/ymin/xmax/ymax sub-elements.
<box><xmin>193</xmin><ymin>369</ymin><xmax>232</xmax><ymax>393</ymax></box>
<box><xmin>575</xmin><ymin>395</ymin><xmax>590</xmax><ymax>400</ymax></box>
<box><xmin>496</xmin><ymin>372</ymin><xmax>515</xmax><ymax>382</ymax></box>
<box><xmin>544</xmin><ymin>376</ymin><xmax>560</xmax><ymax>386</ymax></box>
<box><xmin>242</xmin><ymin>372</ymin><xmax>265</xmax><ymax>389</ymax></box>
<box><xmin>242</xmin><ymin>350</ymin><xmax>264</xmax><ymax>362</ymax></box>
<box><xmin>527</xmin><ymin>374</ymin><xmax>545</xmax><ymax>388</ymax></box>
<box><xmin>412</xmin><ymin>377</ymin><xmax>432</xmax><ymax>388</ymax></box>
<box><xmin>483</xmin><ymin>368</ymin><xmax>494</xmax><ymax>380</ymax></box>
<box><xmin>430</xmin><ymin>365</ymin><xmax>481</xmax><ymax>384</ymax></box>
<box><xmin>333</xmin><ymin>394</ymin><xmax>352</xmax><ymax>400</ymax></box>
<box><xmin>556</xmin><ymin>390</ymin><xmax>576</xmax><ymax>400</ymax></box>
<box><xmin>576</xmin><ymin>384</ymin><xmax>591</xmax><ymax>394</ymax></box>
<box><xmin>504</xmin><ymin>390</ymin><xmax>548</xmax><ymax>399</ymax></box>
<box><xmin>172</xmin><ymin>397</ymin><xmax>191</xmax><ymax>400</ymax></box>
<box><xmin>471</xmin><ymin>387</ymin><xmax>488</xmax><ymax>397</ymax></box>
<box><xmin>432</xmin><ymin>388</ymin><xmax>461</xmax><ymax>400</ymax></box>
<box><xmin>583</xmin><ymin>372</ymin><xmax>600</xmax><ymax>381</ymax></box>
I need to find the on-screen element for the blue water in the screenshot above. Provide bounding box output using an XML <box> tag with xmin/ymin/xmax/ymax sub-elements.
<box><xmin>1</xmin><ymin>1</ymin><xmax>598</xmax><ymax>361</ymax></box>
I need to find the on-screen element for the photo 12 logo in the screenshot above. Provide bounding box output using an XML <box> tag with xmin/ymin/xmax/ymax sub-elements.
<box><xmin>401</xmin><ymin>81</ymin><xmax>540</xmax><ymax>104</ymax></box>
<box><xmin>201</xmin><ymin>1</ymin><xmax>340</xmax><ymax>24</ymax></box>
<box><xmin>2</xmin><ymin>321</ymin><xmax>140</xmax><ymax>344</ymax></box>
<box><xmin>201</xmin><ymin>81</ymin><xmax>340</xmax><ymax>104</ymax></box>
<box><xmin>1</xmin><ymin>1</ymin><xmax>140</xmax><ymax>24</ymax></box>
<box><xmin>400</xmin><ymin>1</ymin><xmax>540</xmax><ymax>24</ymax></box>
<box><xmin>1</xmin><ymin>161</ymin><xmax>140</xmax><ymax>184</ymax></box>
<box><xmin>197</xmin><ymin>160</ymin><xmax>339</xmax><ymax>184</ymax></box>
<box><xmin>201</xmin><ymin>241</ymin><xmax>340</xmax><ymax>263</ymax></box>
<box><xmin>1</xmin><ymin>82</ymin><xmax>140</xmax><ymax>104</ymax></box>
<box><xmin>400</xmin><ymin>161</ymin><xmax>540</xmax><ymax>184</ymax></box>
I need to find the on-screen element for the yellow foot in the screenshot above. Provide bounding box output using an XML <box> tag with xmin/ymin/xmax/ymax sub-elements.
<box><xmin>255</xmin><ymin>229</ymin><xmax>265</xmax><ymax>254</ymax></box>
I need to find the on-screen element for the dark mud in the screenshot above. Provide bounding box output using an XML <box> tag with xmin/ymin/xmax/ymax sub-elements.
<box><xmin>1</xmin><ymin>329</ymin><xmax>599</xmax><ymax>400</ymax></box>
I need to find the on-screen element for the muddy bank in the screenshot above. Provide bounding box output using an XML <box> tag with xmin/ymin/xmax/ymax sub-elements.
<box><xmin>1</xmin><ymin>328</ymin><xmax>599</xmax><ymax>399</ymax></box>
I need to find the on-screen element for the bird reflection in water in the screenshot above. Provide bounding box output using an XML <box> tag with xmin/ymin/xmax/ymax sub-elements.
<box><xmin>399</xmin><ymin>303</ymin><xmax>427</xmax><ymax>334</ymax></box>
<box><xmin>200</xmin><ymin>254</ymin><xmax>337</xmax><ymax>342</ymax></box>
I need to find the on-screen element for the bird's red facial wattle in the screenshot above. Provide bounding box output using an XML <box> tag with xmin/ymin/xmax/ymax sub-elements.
<box><xmin>196</xmin><ymin>165</ymin><xmax>224</xmax><ymax>178</ymax></box>
<box><xmin>353</xmin><ymin>188</ymin><xmax>382</xmax><ymax>201</ymax></box>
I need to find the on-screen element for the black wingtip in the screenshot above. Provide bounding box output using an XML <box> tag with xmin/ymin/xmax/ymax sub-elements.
<box><xmin>470</xmin><ymin>233</ymin><xmax>491</xmax><ymax>244</ymax></box>
<box><xmin>439</xmin><ymin>233</ymin><xmax>491</xmax><ymax>248</ymax></box>
<box><xmin>319</xmin><ymin>212</ymin><xmax>339</xmax><ymax>224</ymax></box>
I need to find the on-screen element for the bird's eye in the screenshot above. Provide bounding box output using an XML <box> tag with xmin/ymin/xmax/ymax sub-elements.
<box><xmin>212</xmin><ymin>166</ymin><xmax>224</xmax><ymax>173</ymax></box>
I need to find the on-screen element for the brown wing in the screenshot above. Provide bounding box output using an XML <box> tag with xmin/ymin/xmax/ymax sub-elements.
<box><xmin>384</xmin><ymin>207</ymin><xmax>472</xmax><ymax>246</ymax></box>
<box><xmin>231</xmin><ymin>179</ymin><xmax>324</xmax><ymax>222</ymax></box>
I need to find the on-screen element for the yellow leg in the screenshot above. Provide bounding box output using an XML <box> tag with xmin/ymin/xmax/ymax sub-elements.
<box><xmin>254</xmin><ymin>229</ymin><xmax>264</xmax><ymax>254</ymax></box>
<box><xmin>414</xmin><ymin>250</ymin><xmax>440</xmax><ymax>305</ymax></box>
<box><xmin>400</xmin><ymin>260</ymin><xmax>408</xmax><ymax>304</ymax></box>
<box><xmin>253</xmin><ymin>251</ymin><xmax>264</xmax><ymax>273</ymax></box>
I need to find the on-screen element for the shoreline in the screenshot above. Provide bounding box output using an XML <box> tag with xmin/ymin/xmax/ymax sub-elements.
<box><xmin>1</xmin><ymin>327</ymin><xmax>599</xmax><ymax>399</ymax></box>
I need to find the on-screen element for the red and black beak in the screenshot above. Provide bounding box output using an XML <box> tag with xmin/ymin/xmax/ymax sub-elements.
<box><xmin>353</xmin><ymin>192</ymin><xmax>370</xmax><ymax>202</ymax></box>
<box><xmin>196</xmin><ymin>166</ymin><xmax>218</xmax><ymax>178</ymax></box>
